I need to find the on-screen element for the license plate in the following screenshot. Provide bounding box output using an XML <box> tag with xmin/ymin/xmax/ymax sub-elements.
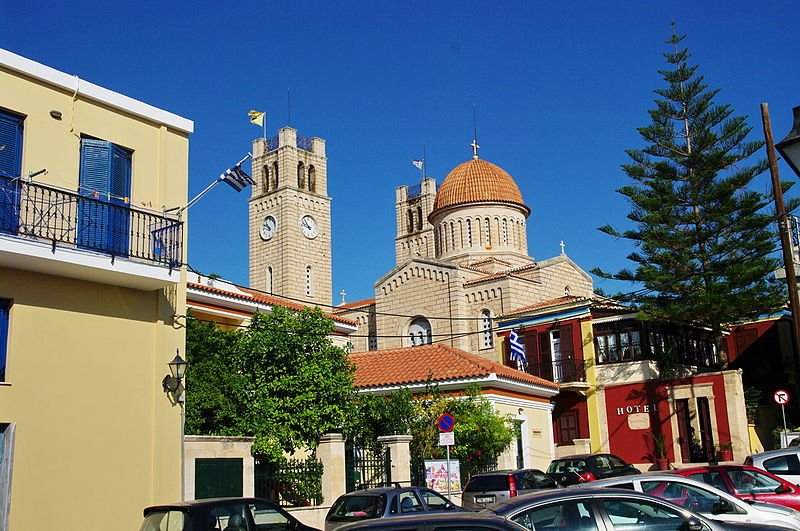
<box><xmin>475</xmin><ymin>496</ymin><xmax>495</xmax><ymax>504</ymax></box>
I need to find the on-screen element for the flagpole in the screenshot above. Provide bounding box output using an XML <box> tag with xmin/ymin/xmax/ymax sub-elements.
<box><xmin>174</xmin><ymin>153</ymin><xmax>253</xmax><ymax>216</ymax></box>
<box><xmin>423</xmin><ymin>144</ymin><xmax>427</xmax><ymax>179</ymax></box>
<box><xmin>263</xmin><ymin>112</ymin><xmax>267</xmax><ymax>140</ymax></box>
<box><xmin>287</xmin><ymin>88</ymin><xmax>291</xmax><ymax>127</ymax></box>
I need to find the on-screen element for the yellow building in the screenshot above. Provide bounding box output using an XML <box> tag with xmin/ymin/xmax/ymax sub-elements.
<box><xmin>0</xmin><ymin>49</ymin><xmax>192</xmax><ymax>530</ymax></box>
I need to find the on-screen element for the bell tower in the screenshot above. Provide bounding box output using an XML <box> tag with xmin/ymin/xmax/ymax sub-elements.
<box><xmin>249</xmin><ymin>127</ymin><xmax>332</xmax><ymax>307</ymax></box>
<box><xmin>395</xmin><ymin>177</ymin><xmax>436</xmax><ymax>264</ymax></box>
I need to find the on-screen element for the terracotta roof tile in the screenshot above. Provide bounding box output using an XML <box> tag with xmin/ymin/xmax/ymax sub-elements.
<box><xmin>335</xmin><ymin>298</ymin><xmax>376</xmax><ymax>310</ymax></box>
<box><xmin>188</xmin><ymin>282</ymin><xmax>358</xmax><ymax>326</ymax></box>
<box><xmin>501</xmin><ymin>296</ymin><xmax>589</xmax><ymax>317</ymax></box>
<box><xmin>350</xmin><ymin>343</ymin><xmax>558</xmax><ymax>390</ymax></box>
<box><xmin>432</xmin><ymin>159</ymin><xmax>529</xmax><ymax>214</ymax></box>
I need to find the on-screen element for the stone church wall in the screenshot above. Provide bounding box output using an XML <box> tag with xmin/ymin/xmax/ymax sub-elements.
<box><xmin>374</xmin><ymin>261</ymin><xmax>469</xmax><ymax>351</ymax></box>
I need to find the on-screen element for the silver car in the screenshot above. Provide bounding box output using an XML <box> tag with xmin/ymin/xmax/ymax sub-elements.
<box><xmin>746</xmin><ymin>449</ymin><xmax>800</xmax><ymax>486</ymax></box>
<box><xmin>484</xmin><ymin>486</ymin><xmax>782</xmax><ymax>530</ymax></box>
<box><xmin>461</xmin><ymin>469</ymin><xmax>558</xmax><ymax>510</ymax></box>
<box><xmin>579</xmin><ymin>473</ymin><xmax>800</xmax><ymax>529</ymax></box>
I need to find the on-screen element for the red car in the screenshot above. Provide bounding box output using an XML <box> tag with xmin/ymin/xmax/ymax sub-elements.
<box><xmin>672</xmin><ymin>465</ymin><xmax>800</xmax><ymax>510</ymax></box>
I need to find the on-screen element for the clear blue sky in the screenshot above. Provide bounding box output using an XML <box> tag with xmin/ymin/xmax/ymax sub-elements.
<box><xmin>4</xmin><ymin>1</ymin><xmax>798</xmax><ymax>303</ymax></box>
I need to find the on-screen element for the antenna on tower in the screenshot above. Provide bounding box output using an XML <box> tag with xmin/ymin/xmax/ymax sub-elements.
<box><xmin>470</xmin><ymin>104</ymin><xmax>480</xmax><ymax>160</ymax></box>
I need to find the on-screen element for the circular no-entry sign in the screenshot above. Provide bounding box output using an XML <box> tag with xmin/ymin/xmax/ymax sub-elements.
<box><xmin>774</xmin><ymin>389</ymin><xmax>791</xmax><ymax>405</ymax></box>
<box><xmin>437</xmin><ymin>413</ymin><xmax>455</xmax><ymax>433</ymax></box>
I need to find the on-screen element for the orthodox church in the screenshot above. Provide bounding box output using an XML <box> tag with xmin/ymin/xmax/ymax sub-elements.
<box><xmin>333</xmin><ymin>147</ymin><xmax>593</xmax><ymax>357</ymax></box>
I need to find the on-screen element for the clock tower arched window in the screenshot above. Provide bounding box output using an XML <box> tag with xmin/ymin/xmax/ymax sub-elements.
<box><xmin>408</xmin><ymin>317</ymin><xmax>432</xmax><ymax>346</ymax></box>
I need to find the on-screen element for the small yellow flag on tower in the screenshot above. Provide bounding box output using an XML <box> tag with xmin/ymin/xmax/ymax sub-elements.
<box><xmin>248</xmin><ymin>110</ymin><xmax>265</xmax><ymax>127</ymax></box>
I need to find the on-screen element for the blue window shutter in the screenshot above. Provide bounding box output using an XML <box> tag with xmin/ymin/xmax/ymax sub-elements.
<box><xmin>108</xmin><ymin>145</ymin><xmax>131</xmax><ymax>256</ymax></box>
<box><xmin>78</xmin><ymin>139</ymin><xmax>112</xmax><ymax>250</ymax></box>
<box><xmin>0</xmin><ymin>111</ymin><xmax>23</xmax><ymax>234</ymax></box>
<box><xmin>0</xmin><ymin>299</ymin><xmax>9</xmax><ymax>382</ymax></box>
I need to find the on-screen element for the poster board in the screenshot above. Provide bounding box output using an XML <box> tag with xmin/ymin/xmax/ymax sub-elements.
<box><xmin>424</xmin><ymin>459</ymin><xmax>461</xmax><ymax>492</ymax></box>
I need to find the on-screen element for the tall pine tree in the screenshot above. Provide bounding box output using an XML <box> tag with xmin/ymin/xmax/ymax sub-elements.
<box><xmin>593</xmin><ymin>31</ymin><xmax>794</xmax><ymax>358</ymax></box>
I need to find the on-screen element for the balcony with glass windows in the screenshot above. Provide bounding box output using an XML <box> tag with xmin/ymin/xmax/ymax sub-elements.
<box><xmin>0</xmin><ymin>175</ymin><xmax>183</xmax><ymax>290</ymax></box>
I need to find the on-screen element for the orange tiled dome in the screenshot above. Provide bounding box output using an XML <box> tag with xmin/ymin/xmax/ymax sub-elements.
<box><xmin>432</xmin><ymin>158</ymin><xmax>529</xmax><ymax>214</ymax></box>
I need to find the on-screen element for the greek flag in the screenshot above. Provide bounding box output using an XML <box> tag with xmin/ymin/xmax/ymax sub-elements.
<box><xmin>412</xmin><ymin>159</ymin><xmax>424</xmax><ymax>170</ymax></box>
<box><xmin>509</xmin><ymin>329</ymin><xmax>527</xmax><ymax>370</ymax></box>
<box><xmin>220</xmin><ymin>164</ymin><xmax>255</xmax><ymax>192</ymax></box>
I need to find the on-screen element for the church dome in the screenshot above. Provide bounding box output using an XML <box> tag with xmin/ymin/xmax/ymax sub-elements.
<box><xmin>432</xmin><ymin>158</ymin><xmax>529</xmax><ymax>215</ymax></box>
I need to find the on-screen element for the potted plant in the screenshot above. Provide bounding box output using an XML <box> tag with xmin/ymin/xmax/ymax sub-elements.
<box><xmin>651</xmin><ymin>433</ymin><xmax>669</xmax><ymax>470</ymax></box>
<box><xmin>718</xmin><ymin>441</ymin><xmax>734</xmax><ymax>462</ymax></box>
<box><xmin>745</xmin><ymin>387</ymin><xmax>762</xmax><ymax>424</ymax></box>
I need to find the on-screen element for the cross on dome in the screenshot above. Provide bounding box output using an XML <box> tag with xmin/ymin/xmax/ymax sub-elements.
<box><xmin>470</xmin><ymin>139</ymin><xmax>480</xmax><ymax>160</ymax></box>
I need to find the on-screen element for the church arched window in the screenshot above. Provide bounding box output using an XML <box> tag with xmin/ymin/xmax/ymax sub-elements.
<box><xmin>408</xmin><ymin>317</ymin><xmax>432</xmax><ymax>346</ymax></box>
<box><xmin>297</xmin><ymin>162</ymin><xmax>305</xmax><ymax>188</ymax></box>
<box><xmin>481</xmin><ymin>309</ymin><xmax>493</xmax><ymax>349</ymax></box>
<box><xmin>502</xmin><ymin>218</ymin><xmax>508</xmax><ymax>245</ymax></box>
<box><xmin>416</xmin><ymin>206</ymin><xmax>423</xmax><ymax>231</ymax></box>
<box><xmin>305</xmin><ymin>265</ymin><xmax>312</xmax><ymax>297</ymax></box>
<box><xmin>308</xmin><ymin>165</ymin><xmax>316</xmax><ymax>192</ymax></box>
<box><xmin>262</xmin><ymin>165</ymin><xmax>270</xmax><ymax>191</ymax></box>
<box><xmin>272</xmin><ymin>161</ymin><xmax>279</xmax><ymax>188</ymax></box>
<box><xmin>266</xmin><ymin>266</ymin><xmax>273</xmax><ymax>294</ymax></box>
<box><xmin>466</xmin><ymin>219</ymin><xmax>473</xmax><ymax>247</ymax></box>
<box><xmin>485</xmin><ymin>218</ymin><xmax>491</xmax><ymax>246</ymax></box>
<box><xmin>407</xmin><ymin>210</ymin><xmax>414</xmax><ymax>233</ymax></box>
<box><xmin>450</xmin><ymin>222</ymin><xmax>455</xmax><ymax>251</ymax></box>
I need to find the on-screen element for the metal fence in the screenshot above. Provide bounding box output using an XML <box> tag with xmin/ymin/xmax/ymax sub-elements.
<box><xmin>527</xmin><ymin>358</ymin><xmax>586</xmax><ymax>384</ymax></box>
<box><xmin>254</xmin><ymin>457</ymin><xmax>324</xmax><ymax>507</ymax></box>
<box><xmin>0</xmin><ymin>175</ymin><xmax>182</xmax><ymax>267</ymax></box>
<box><xmin>345</xmin><ymin>445</ymin><xmax>391</xmax><ymax>492</ymax></box>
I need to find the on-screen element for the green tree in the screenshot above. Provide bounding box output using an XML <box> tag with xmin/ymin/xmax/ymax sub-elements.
<box><xmin>185</xmin><ymin>307</ymin><xmax>357</xmax><ymax>460</ymax></box>
<box><xmin>185</xmin><ymin>313</ymin><xmax>244</xmax><ymax>435</ymax></box>
<box><xmin>593</xmin><ymin>31</ymin><xmax>794</xmax><ymax>359</ymax></box>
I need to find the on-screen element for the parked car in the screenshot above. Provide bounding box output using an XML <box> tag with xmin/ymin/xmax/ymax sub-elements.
<box><xmin>325</xmin><ymin>484</ymin><xmax>464</xmax><ymax>531</ymax></box>
<box><xmin>579</xmin><ymin>472</ymin><xmax>800</xmax><ymax>529</ymax></box>
<box><xmin>140</xmin><ymin>497</ymin><xmax>319</xmax><ymax>531</ymax></box>
<box><xmin>746</xmin><ymin>448</ymin><xmax>800</xmax><ymax>485</ymax></box>
<box><xmin>335</xmin><ymin>512</ymin><xmax>527</xmax><ymax>531</ymax></box>
<box><xmin>482</xmin><ymin>486</ymin><xmax>779</xmax><ymax>531</ymax></box>
<box><xmin>546</xmin><ymin>453</ymin><xmax>638</xmax><ymax>486</ymax></box>
<box><xmin>461</xmin><ymin>469</ymin><xmax>559</xmax><ymax>510</ymax></box>
<box><xmin>673</xmin><ymin>465</ymin><xmax>800</xmax><ymax>510</ymax></box>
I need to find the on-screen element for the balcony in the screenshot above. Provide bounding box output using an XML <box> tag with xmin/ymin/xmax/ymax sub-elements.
<box><xmin>527</xmin><ymin>358</ymin><xmax>590</xmax><ymax>392</ymax></box>
<box><xmin>0</xmin><ymin>175</ymin><xmax>183</xmax><ymax>290</ymax></box>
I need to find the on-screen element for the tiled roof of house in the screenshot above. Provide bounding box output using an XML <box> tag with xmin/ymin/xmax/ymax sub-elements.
<box><xmin>500</xmin><ymin>295</ymin><xmax>631</xmax><ymax>318</ymax></box>
<box><xmin>501</xmin><ymin>296</ymin><xmax>588</xmax><ymax>317</ymax></box>
<box><xmin>432</xmin><ymin>158</ymin><xmax>530</xmax><ymax>214</ymax></box>
<box><xmin>350</xmin><ymin>343</ymin><xmax>558</xmax><ymax>390</ymax></box>
<box><xmin>187</xmin><ymin>282</ymin><xmax>358</xmax><ymax>326</ymax></box>
<box><xmin>335</xmin><ymin>298</ymin><xmax>376</xmax><ymax>310</ymax></box>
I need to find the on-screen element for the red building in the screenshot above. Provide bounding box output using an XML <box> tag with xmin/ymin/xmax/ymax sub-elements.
<box><xmin>496</xmin><ymin>296</ymin><xmax>750</xmax><ymax>468</ymax></box>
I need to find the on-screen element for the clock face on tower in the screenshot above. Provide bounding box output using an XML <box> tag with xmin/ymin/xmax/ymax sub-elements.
<box><xmin>301</xmin><ymin>215</ymin><xmax>318</xmax><ymax>239</ymax></box>
<box><xmin>260</xmin><ymin>215</ymin><xmax>277</xmax><ymax>240</ymax></box>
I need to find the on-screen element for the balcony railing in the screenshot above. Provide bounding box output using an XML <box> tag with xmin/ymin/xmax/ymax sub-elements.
<box><xmin>0</xmin><ymin>175</ymin><xmax>182</xmax><ymax>268</ymax></box>
<box><xmin>527</xmin><ymin>358</ymin><xmax>587</xmax><ymax>384</ymax></box>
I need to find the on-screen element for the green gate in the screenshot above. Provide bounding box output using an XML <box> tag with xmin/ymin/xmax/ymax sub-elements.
<box><xmin>345</xmin><ymin>445</ymin><xmax>391</xmax><ymax>491</ymax></box>
<box><xmin>195</xmin><ymin>458</ymin><xmax>243</xmax><ymax>499</ymax></box>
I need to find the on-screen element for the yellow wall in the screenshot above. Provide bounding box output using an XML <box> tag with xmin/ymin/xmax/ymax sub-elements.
<box><xmin>0</xmin><ymin>56</ymin><xmax>189</xmax><ymax>530</ymax></box>
<box><xmin>581</xmin><ymin>320</ymin><xmax>604</xmax><ymax>452</ymax></box>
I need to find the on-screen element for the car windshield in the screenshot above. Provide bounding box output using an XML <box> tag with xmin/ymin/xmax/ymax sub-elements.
<box><xmin>729</xmin><ymin>469</ymin><xmax>783</xmax><ymax>495</ymax></box>
<box><xmin>547</xmin><ymin>460</ymin><xmax>587</xmax><ymax>474</ymax></box>
<box><xmin>329</xmin><ymin>495</ymin><xmax>382</xmax><ymax>522</ymax></box>
<box><xmin>465</xmin><ymin>475</ymin><xmax>508</xmax><ymax>491</ymax></box>
<box><xmin>140</xmin><ymin>510</ymin><xmax>186</xmax><ymax>531</ymax></box>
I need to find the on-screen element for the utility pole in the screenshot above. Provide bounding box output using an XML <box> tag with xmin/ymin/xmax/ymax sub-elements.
<box><xmin>762</xmin><ymin>103</ymin><xmax>800</xmax><ymax>397</ymax></box>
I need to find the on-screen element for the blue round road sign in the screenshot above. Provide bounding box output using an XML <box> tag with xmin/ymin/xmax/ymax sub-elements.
<box><xmin>438</xmin><ymin>413</ymin><xmax>455</xmax><ymax>432</ymax></box>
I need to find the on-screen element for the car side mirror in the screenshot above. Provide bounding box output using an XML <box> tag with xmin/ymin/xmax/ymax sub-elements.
<box><xmin>776</xmin><ymin>485</ymin><xmax>792</xmax><ymax>494</ymax></box>
<box><xmin>681</xmin><ymin>517</ymin><xmax>704</xmax><ymax>531</ymax></box>
<box><xmin>712</xmin><ymin>497</ymin><xmax>731</xmax><ymax>515</ymax></box>
<box><xmin>444</xmin><ymin>503</ymin><xmax>454</xmax><ymax>510</ymax></box>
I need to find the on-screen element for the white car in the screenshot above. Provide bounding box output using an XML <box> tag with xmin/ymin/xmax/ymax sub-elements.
<box><xmin>577</xmin><ymin>473</ymin><xmax>800</xmax><ymax>530</ymax></box>
<box><xmin>747</xmin><ymin>449</ymin><xmax>800</xmax><ymax>486</ymax></box>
